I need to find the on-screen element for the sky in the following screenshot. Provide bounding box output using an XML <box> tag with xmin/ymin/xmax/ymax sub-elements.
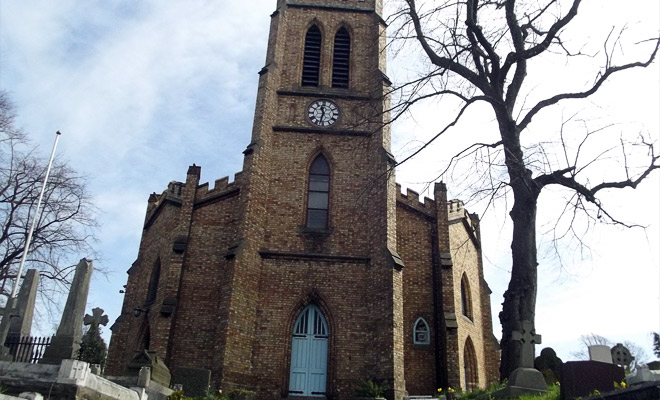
<box><xmin>0</xmin><ymin>0</ymin><xmax>658</xmax><ymax>365</ymax></box>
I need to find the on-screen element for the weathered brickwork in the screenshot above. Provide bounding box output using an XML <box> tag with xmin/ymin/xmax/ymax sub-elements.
<box><xmin>106</xmin><ymin>0</ymin><xmax>498</xmax><ymax>399</ymax></box>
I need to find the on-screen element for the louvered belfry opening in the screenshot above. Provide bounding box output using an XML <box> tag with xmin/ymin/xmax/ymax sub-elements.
<box><xmin>302</xmin><ymin>25</ymin><xmax>322</xmax><ymax>86</ymax></box>
<box><xmin>332</xmin><ymin>27</ymin><xmax>350</xmax><ymax>88</ymax></box>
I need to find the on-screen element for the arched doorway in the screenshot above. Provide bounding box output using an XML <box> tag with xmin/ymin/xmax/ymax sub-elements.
<box><xmin>289</xmin><ymin>304</ymin><xmax>328</xmax><ymax>397</ymax></box>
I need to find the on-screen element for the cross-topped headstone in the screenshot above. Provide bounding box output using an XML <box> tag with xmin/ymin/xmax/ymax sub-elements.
<box><xmin>511</xmin><ymin>320</ymin><xmax>542</xmax><ymax>368</ymax></box>
<box><xmin>83</xmin><ymin>307</ymin><xmax>109</xmax><ymax>329</ymax></box>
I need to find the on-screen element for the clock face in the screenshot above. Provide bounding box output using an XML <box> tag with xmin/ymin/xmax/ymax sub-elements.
<box><xmin>308</xmin><ymin>99</ymin><xmax>339</xmax><ymax>127</ymax></box>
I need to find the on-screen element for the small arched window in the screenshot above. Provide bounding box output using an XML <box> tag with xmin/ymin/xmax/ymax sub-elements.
<box><xmin>413</xmin><ymin>317</ymin><xmax>430</xmax><ymax>345</ymax></box>
<box><xmin>146</xmin><ymin>259</ymin><xmax>161</xmax><ymax>304</ymax></box>
<box><xmin>464</xmin><ymin>337</ymin><xmax>478</xmax><ymax>390</ymax></box>
<box><xmin>302</xmin><ymin>25</ymin><xmax>322</xmax><ymax>86</ymax></box>
<box><xmin>332</xmin><ymin>27</ymin><xmax>350</xmax><ymax>88</ymax></box>
<box><xmin>306</xmin><ymin>155</ymin><xmax>330</xmax><ymax>229</ymax></box>
<box><xmin>461</xmin><ymin>273</ymin><xmax>472</xmax><ymax>320</ymax></box>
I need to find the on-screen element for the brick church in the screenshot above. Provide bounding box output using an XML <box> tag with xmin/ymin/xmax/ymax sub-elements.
<box><xmin>106</xmin><ymin>0</ymin><xmax>500</xmax><ymax>398</ymax></box>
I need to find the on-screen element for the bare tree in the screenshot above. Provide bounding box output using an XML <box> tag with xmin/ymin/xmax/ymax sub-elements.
<box><xmin>387</xmin><ymin>0</ymin><xmax>659</xmax><ymax>379</ymax></box>
<box><xmin>0</xmin><ymin>90</ymin><xmax>98</xmax><ymax>307</ymax></box>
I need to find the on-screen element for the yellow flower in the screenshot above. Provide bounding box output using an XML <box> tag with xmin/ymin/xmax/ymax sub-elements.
<box><xmin>621</xmin><ymin>382</ymin><xmax>627</xmax><ymax>388</ymax></box>
<box><xmin>437</xmin><ymin>388</ymin><xmax>442</xmax><ymax>393</ymax></box>
<box><xmin>448</xmin><ymin>387</ymin><xmax>455</xmax><ymax>393</ymax></box>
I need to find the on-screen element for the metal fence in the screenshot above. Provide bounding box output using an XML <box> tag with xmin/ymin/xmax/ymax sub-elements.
<box><xmin>4</xmin><ymin>335</ymin><xmax>51</xmax><ymax>363</ymax></box>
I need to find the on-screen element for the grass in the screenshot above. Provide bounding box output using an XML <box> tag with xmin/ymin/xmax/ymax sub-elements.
<box><xmin>454</xmin><ymin>383</ymin><xmax>560</xmax><ymax>400</ymax></box>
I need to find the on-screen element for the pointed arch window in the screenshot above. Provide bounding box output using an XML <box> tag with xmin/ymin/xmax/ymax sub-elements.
<box><xmin>146</xmin><ymin>259</ymin><xmax>161</xmax><ymax>304</ymax></box>
<box><xmin>302</xmin><ymin>25</ymin><xmax>322</xmax><ymax>86</ymax></box>
<box><xmin>332</xmin><ymin>27</ymin><xmax>350</xmax><ymax>88</ymax></box>
<box><xmin>463</xmin><ymin>337</ymin><xmax>478</xmax><ymax>391</ymax></box>
<box><xmin>413</xmin><ymin>317</ymin><xmax>430</xmax><ymax>345</ymax></box>
<box><xmin>306</xmin><ymin>155</ymin><xmax>330</xmax><ymax>229</ymax></box>
<box><xmin>461</xmin><ymin>273</ymin><xmax>473</xmax><ymax>320</ymax></box>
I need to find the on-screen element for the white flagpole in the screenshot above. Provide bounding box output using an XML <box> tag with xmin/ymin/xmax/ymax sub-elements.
<box><xmin>10</xmin><ymin>131</ymin><xmax>62</xmax><ymax>299</ymax></box>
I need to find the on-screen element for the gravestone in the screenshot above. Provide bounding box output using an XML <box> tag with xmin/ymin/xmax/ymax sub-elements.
<box><xmin>0</xmin><ymin>269</ymin><xmax>40</xmax><ymax>360</ymax></box>
<box><xmin>83</xmin><ymin>307</ymin><xmax>109</xmax><ymax>330</ymax></box>
<box><xmin>8</xmin><ymin>269</ymin><xmax>40</xmax><ymax>338</ymax></box>
<box><xmin>40</xmin><ymin>259</ymin><xmax>93</xmax><ymax>365</ymax></box>
<box><xmin>534</xmin><ymin>347</ymin><xmax>563</xmax><ymax>384</ymax></box>
<box><xmin>588</xmin><ymin>345</ymin><xmax>613</xmax><ymax>363</ymax></box>
<box><xmin>493</xmin><ymin>320</ymin><xmax>547</xmax><ymax>398</ymax></box>
<box><xmin>627</xmin><ymin>364</ymin><xmax>660</xmax><ymax>386</ymax></box>
<box><xmin>171</xmin><ymin>367</ymin><xmax>211</xmax><ymax>397</ymax></box>
<box><xmin>127</xmin><ymin>350</ymin><xmax>171</xmax><ymax>387</ymax></box>
<box><xmin>78</xmin><ymin>307</ymin><xmax>109</xmax><ymax>368</ymax></box>
<box><xmin>610</xmin><ymin>343</ymin><xmax>634</xmax><ymax>369</ymax></box>
<box><xmin>560</xmin><ymin>360</ymin><xmax>624</xmax><ymax>400</ymax></box>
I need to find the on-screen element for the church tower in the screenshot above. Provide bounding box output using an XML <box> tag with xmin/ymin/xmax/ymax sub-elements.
<box><xmin>106</xmin><ymin>0</ymin><xmax>500</xmax><ymax>397</ymax></box>
<box><xmin>227</xmin><ymin>0</ymin><xmax>405</xmax><ymax>397</ymax></box>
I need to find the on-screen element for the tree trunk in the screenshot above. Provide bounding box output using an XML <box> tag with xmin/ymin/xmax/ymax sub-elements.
<box><xmin>498</xmin><ymin>171</ymin><xmax>540</xmax><ymax>379</ymax></box>
<box><xmin>497</xmin><ymin>113</ymin><xmax>540</xmax><ymax>380</ymax></box>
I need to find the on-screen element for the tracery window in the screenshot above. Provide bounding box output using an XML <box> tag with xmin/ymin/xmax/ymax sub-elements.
<box><xmin>413</xmin><ymin>317</ymin><xmax>430</xmax><ymax>345</ymax></box>
<box><xmin>302</xmin><ymin>25</ymin><xmax>322</xmax><ymax>86</ymax></box>
<box><xmin>332</xmin><ymin>27</ymin><xmax>350</xmax><ymax>88</ymax></box>
<box><xmin>306</xmin><ymin>155</ymin><xmax>330</xmax><ymax>229</ymax></box>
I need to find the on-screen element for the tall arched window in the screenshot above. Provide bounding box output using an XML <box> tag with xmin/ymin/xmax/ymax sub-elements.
<box><xmin>146</xmin><ymin>259</ymin><xmax>161</xmax><ymax>304</ymax></box>
<box><xmin>461</xmin><ymin>273</ymin><xmax>472</xmax><ymax>320</ymax></box>
<box><xmin>302</xmin><ymin>25</ymin><xmax>322</xmax><ymax>86</ymax></box>
<box><xmin>306</xmin><ymin>155</ymin><xmax>330</xmax><ymax>229</ymax></box>
<box><xmin>332</xmin><ymin>27</ymin><xmax>350</xmax><ymax>88</ymax></box>
<box><xmin>413</xmin><ymin>317</ymin><xmax>430</xmax><ymax>345</ymax></box>
<box><xmin>463</xmin><ymin>337</ymin><xmax>478</xmax><ymax>391</ymax></box>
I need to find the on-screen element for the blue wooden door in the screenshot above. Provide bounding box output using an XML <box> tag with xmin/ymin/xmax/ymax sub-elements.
<box><xmin>289</xmin><ymin>304</ymin><xmax>328</xmax><ymax>397</ymax></box>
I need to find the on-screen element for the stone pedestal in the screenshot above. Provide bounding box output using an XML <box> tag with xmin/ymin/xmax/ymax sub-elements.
<box><xmin>492</xmin><ymin>367</ymin><xmax>547</xmax><ymax>398</ymax></box>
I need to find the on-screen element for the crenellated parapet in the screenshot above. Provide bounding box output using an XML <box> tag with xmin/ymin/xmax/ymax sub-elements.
<box><xmin>395</xmin><ymin>183</ymin><xmax>435</xmax><ymax>217</ymax></box>
<box><xmin>144</xmin><ymin>167</ymin><xmax>245</xmax><ymax>226</ymax></box>
<box><xmin>194</xmin><ymin>171</ymin><xmax>243</xmax><ymax>207</ymax></box>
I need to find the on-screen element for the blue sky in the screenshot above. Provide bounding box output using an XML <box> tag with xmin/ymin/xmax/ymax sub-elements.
<box><xmin>1</xmin><ymin>0</ymin><xmax>658</xmax><ymax>363</ymax></box>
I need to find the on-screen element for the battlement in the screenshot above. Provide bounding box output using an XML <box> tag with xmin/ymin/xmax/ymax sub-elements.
<box><xmin>396</xmin><ymin>184</ymin><xmax>435</xmax><ymax>215</ymax></box>
<box><xmin>196</xmin><ymin>171</ymin><xmax>243</xmax><ymax>199</ymax></box>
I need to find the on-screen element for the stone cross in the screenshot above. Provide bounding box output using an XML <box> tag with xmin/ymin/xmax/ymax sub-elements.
<box><xmin>83</xmin><ymin>307</ymin><xmax>109</xmax><ymax>329</ymax></box>
<box><xmin>511</xmin><ymin>320</ymin><xmax>542</xmax><ymax>368</ymax></box>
